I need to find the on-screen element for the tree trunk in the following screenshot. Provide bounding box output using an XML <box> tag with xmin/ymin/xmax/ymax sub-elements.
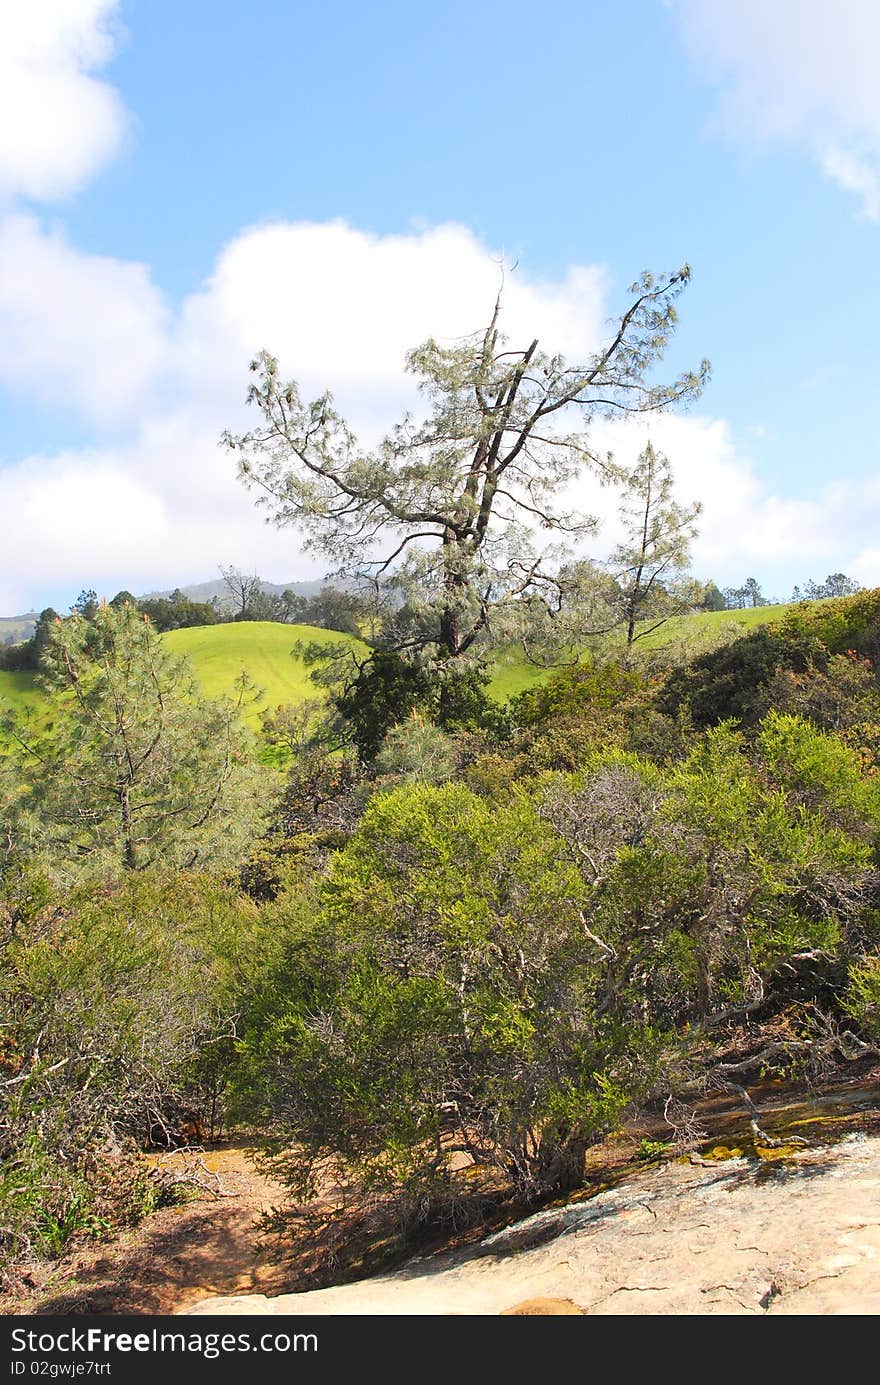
<box><xmin>625</xmin><ymin>611</ymin><xmax>637</xmax><ymax>666</ymax></box>
<box><xmin>119</xmin><ymin>784</ymin><xmax>137</xmax><ymax>871</ymax></box>
<box><xmin>439</xmin><ymin>532</ymin><xmax>467</xmax><ymax>659</ymax></box>
<box><xmin>535</xmin><ymin>1130</ymin><xmax>587</xmax><ymax>1194</ymax></box>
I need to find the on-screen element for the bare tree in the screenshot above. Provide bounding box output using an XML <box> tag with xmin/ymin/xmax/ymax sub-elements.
<box><xmin>219</xmin><ymin>565</ymin><xmax>263</xmax><ymax>619</ymax></box>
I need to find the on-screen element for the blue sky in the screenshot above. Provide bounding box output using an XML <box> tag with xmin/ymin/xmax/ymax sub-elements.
<box><xmin>1</xmin><ymin>0</ymin><xmax>880</xmax><ymax>613</ymax></box>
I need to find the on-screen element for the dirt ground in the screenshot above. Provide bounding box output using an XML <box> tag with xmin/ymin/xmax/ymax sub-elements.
<box><xmin>1</xmin><ymin>1145</ymin><xmax>295</xmax><ymax>1316</ymax></box>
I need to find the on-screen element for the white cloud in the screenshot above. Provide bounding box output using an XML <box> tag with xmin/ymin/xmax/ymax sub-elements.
<box><xmin>0</xmin><ymin>1</ymin><xmax>127</xmax><ymax>204</ymax></box>
<box><xmin>0</xmin><ymin>443</ymin><xmax>325</xmax><ymax>616</ymax></box>
<box><xmin>671</xmin><ymin>0</ymin><xmax>880</xmax><ymax>219</ymax></box>
<box><xmin>0</xmin><ymin>216</ymin><xmax>168</xmax><ymax>423</ymax></box>
<box><xmin>851</xmin><ymin>547</ymin><xmax>880</xmax><ymax>585</ymax></box>
<box><xmin>0</xmin><ymin>219</ymin><xmax>609</xmax><ymax>610</ymax></box>
<box><xmin>820</xmin><ymin>147</ymin><xmax>880</xmax><ymax>222</ymax></box>
<box><xmin>175</xmin><ymin>220</ymin><xmax>607</xmax><ymax>438</ymax></box>
<box><xmin>567</xmin><ymin>410</ymin><xmax>880</xmax><ymax>594</ymax></box>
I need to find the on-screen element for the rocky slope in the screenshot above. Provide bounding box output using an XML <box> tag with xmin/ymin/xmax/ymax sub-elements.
<box><xmin>186</xmin><ymin>1132</ymin><xmax>880</xmax><ymax>1316</ymax></box>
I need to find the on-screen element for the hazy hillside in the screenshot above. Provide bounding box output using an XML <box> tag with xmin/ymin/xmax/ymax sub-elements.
<box><xmin>0</xmin><ymin>579</ymin><xmax>345</xmax><ymax>639</ymax></box>
<box><xmin>0</xmin><ymin>613</ymin><xmax>38</xmax><ymax>645</ymax></box>
<box><xmin>139</xmin><ymin>577</ymin><xmax>332</xmax><ymax>608</ymax></box>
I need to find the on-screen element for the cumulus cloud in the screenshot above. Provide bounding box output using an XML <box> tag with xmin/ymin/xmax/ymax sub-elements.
<box><xmin>0</xmin><ymin>0</ymin><xmax>127</xmax><ymax>204</ymax></box>
<box><xmin>175</xmin><ymin>220</ymin><xmax>608</xmax><ymax>436</ymax></box>
<box><xmin>820</xmin><ymin>147</ymin><xmax>880</xmax><ymax>222</ymax></box>
<box><xmin>570</xmin><ymin>410</ymin><xmax>880</xmax><ymax>595</ymax></box>
<box><xmin>671</xmin><ymin>0</ymin><xmax>880</xmax><ymax>219</ymax></box>
<box><xmin>0</xmin><ymin>220</ymin><xmax>609</xmax><ymax>610</ymax></box>
<box><xmin>0</xmin><ymin>442</ymin><xmax>324</xmax><ymax>616</ymax></box>
<box><xmin>0</xmin><ymin>216</ymin><xmax>168</xmax><ymax>423</ymax></box>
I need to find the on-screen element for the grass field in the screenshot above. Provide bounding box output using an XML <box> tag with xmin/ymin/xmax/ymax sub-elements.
<box><xmin>0</xmin><ymin>602</ymin><xmax>799</xmax><ymax>723</ymax></box>
<box><xmin>0</xmin><ymin>669</ymin><xmax>44</xmax><ymax>716</ymax></box>
<box><xmin>163</xmin><ymin>622</ymin><xmax>368</xmax><ymax>723</ymax></box>
<box><xmin>617</xmin><ymin>601</ymin><xmax>803</xmax><ymax>653</ymax></box>
<box><xmin>485</xmin><ymin>601</ymin><xmax>802</xmax><ymax>700</ymax></box>
<box><xmin>484</xmin><ymin>647</ymin><xmax>552</xmax><ymax>701</ymax></box>
<box><xmin>0</xmin><ymin>623</ymin><xmax>368</xmax><ymax>729</ymax></box>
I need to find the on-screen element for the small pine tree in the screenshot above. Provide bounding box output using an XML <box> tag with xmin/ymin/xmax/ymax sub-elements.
<box><xmin>4</xmin><ymin>602</ymin><xmax>269</xmax><ymax>875</ymax></box>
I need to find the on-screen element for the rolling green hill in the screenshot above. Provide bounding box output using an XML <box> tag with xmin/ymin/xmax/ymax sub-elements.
<box><xmin>163</xmin><ymin>622</ymin><xmax>368</xmax><ymax>722</ymax></box>
<box><xmin>0</xmin><ymin>602</ymin><xmax>808</xmax><ymax>724</ymax></box>
<box><xmin>0</xmin><ymin>623</ymin><xmax>369</xmax><ymax>730</ymax></box>
<box><xmin>484</xmin><ymin>647</ymin><xmax>553</xmax><ymax>700</ymax></box>
<box><xmin>484</xmin><ymin>601</ymin><xmax>806</xmax><ymax>700</ymax></box>
<box><xmin>168</xmin><ymin>607</ymin><xmax>801</xmax><ymax>709</ymax></box>
<box><xmin>0</xmin><ymin>670</ymin><xmax>43</xmax><ymax>716</ymax></box>
<box><xmin>614</xmin><ymin>601</ymin><xmax>807</xmax><ymax>652</ymax></box>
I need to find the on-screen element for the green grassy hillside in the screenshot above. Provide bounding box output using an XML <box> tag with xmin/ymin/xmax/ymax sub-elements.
<box><xmin>0</xmin><ymin>603</ymin><xmax>807</xmax><ymax>722</ymax></box>
<box><xmin>0</xmin><ymin>623</ymin><xmax>368</xmax><ymax>729</ymax></box>
<box><xmin>485</xmin><ymin>601</ymin><xmax>802</xmax><ymax>700</ymax></box>
<box><xmin>163</xmin><ymin>622</ymin><xmax>368</xmax><ymax>722</ymax></box>
<box><xmin>484</xmin><ymin>647</ymin><xmax>551</xmax><ymax>700</ymax></box>
<box><xmin>618</xmin><ymin>600</ymin><xmax>806</xmax><ymax>652</ymax></box>
<box><xmin>0</xmin><ymin>669</ymin><xmax>42</xmax><ymax>716</ymax></box>
<box><xmin>183</xmin><ymin>611</ymin><xmax>778</xmax><ymax>710</ymax></box>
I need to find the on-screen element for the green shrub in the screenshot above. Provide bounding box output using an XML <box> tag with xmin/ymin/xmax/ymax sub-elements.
<box><xmin>0</xmin><ymin>871</ymin><xmax>263</xmax><ymax>1268</ymax></box>
<box><xmin>236</xmin><ymin>782</ymin><xmax>665</xmax><ymax>1214</ymax></box>
<box><xmin>843</xmin><ymin>955</ymin><xmax>880</xmax><ymax>1041</ymax></box>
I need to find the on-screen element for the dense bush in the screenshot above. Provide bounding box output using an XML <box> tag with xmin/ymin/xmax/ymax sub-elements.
<box><xmin>0</xmin><ymin>872</ymin><xmax>264</xmax><ymax>1261</ymax></box>
<box><xmin>656</xmin><ymin>627</ymin><xmax>822</xmax><ymax>728</ymax></box>
<box><xmin>658</xmin><ymin>589</ymin><xmax>880</xmax><ymax>733</ymax></box>
<box><xmin>334</xmin><ymin>650</ymin><xmax>510</xmax><ymax>762</ymax></box>
<box><xmin>136</xmin><ymin>590</ymin><xmax>218</xmax><ymax>632</ymax></box>
<box><xmin>510</xmin><ymin>656</ymin><xmax>646</xmax><ymax>727</ymax></box>
<box><xmin>7</xmin><ymin>583</ymin><xmax>880</xmax><ymax>1278</ymax></box>
<box><xmin>235</xmin><ymin>782</ymin><xmax>663</xmax><ymax>1212</ymax></box>
<box><xmin>236</xmin><ymin>714</ymin><xmax>880</xmax><ymax>1225</ymax></box>
<box><xmin>780</xmin><ymin>588</ymin><xmax>880</xmax><ymax>661</ymax></box>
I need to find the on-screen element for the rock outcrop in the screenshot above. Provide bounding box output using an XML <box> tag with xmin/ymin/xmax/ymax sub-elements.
<box><xmin>185</xmin><ymin>1131</ymin><xmax>880</xmax><ymax>1316</ymax></box>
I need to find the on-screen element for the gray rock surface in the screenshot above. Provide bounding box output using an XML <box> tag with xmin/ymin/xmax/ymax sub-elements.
<box><xmin>185</xmin><ymin>1133</ymin><xmax>880</xmax><ymax>1316</ymax></box>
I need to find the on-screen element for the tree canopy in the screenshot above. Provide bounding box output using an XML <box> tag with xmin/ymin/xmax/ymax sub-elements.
<box><xmin>225</xmin><ymin>269</ymin><xmax>709</xmax><ymax>668</ymax></box>
<box><xmin>2</xmin><ymin>601</ymin><xmax>267</xmax><ymax>876</ymax></box>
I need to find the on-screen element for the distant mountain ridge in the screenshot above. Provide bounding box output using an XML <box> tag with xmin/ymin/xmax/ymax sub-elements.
<box><xmin>1</xmin><ymin>577</ymin><xmax>339</xmax><ymax>642</ymax></box>
<box><xmin>140</xmin><ymin>577</ymin><xmax>331</xmax><ymax>608</ymax></box>
<box><xmin>0</xmin><ymin>613</ymin><xmax>39</xmax><ymax>644</ymax></box>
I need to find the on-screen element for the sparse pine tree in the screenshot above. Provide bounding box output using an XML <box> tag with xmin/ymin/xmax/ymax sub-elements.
<box><xmin>609</xmin><ymin>441</ymin><xmax>701</xmax><ymax>664</ymax></box>
<box><xmin>225</xmin><ymin>270</ymin><xmax>708</xmax><ymax>670</ymax></box>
